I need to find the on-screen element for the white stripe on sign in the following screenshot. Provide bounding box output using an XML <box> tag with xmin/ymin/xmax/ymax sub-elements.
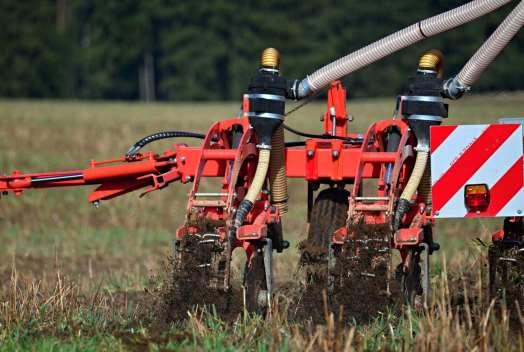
<box><xmin>497</xmin><ymin>188</ymin><xmax>524</xmax><ymax>216</ymax></box>
<box><xmin>431</xmin><ymin>124</ymin><xmax>488</xmax><ymax>185</ymax></box>
<box><xmin>435</xmin><ymin>126</ymin><xmax>523</xmax><ymax>218</ymax></box>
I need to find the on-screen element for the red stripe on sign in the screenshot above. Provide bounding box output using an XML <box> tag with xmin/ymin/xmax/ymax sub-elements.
<box><xmin>430</xmin><ymin>125</ymin><xmax>457</xmax><ymax>153</ymax></box>
<box><xmin>432</xmin><ymin>124</ymin><xmax>520</xmax><ymax>212</ymax></box>
<box><xmin>466</xmin><ymin>156</ymin><xmax>523</xmax><ymax>217</ymax></box>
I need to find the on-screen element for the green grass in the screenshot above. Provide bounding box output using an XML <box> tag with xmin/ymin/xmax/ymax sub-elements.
<box><xmin>0</xmin><ymin>94</ymin><xmax>524</xmax><ymax>350</ymax></box>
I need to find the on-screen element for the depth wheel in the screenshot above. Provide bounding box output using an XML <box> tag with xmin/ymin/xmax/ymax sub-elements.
<box><xmin>299</xmin><ymin>187</ymin><xmax>349</xmax><ymax>287</ymax></box>
<box><xmin>244</xmin><ymin>249</ymin><xmax>268</xmax><ymax>316</ymax></box>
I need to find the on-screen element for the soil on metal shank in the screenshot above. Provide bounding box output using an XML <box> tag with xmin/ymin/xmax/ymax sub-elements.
<box><xmin>151</xmin><ymin>235</ymin><xmax>243</xmax><ymax>328</ymax></box>
<box><xmin>292</xmin><ymin>224</ymin><xmax>402</xmax><ymax>325</ymax></box>
<box><xmin>151</xmin><ymin>224</ymin><xmax>402</xmax><ymax>328</ymax></box>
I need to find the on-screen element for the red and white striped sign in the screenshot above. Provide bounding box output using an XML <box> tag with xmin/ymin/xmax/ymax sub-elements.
<box><xmin>430</xmin><ymin>123</ymin><xmax>523</xmax><ymax>218</ymax></box>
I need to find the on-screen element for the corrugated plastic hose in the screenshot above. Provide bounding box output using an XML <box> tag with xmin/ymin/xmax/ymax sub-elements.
<box><xmin>393</xmin><ymin>151</ymin><xmax>429</xmax><ymax>230</ymax></box>
<box><xmin>245</xmin><ymin>149</ymin><xmax>271</xmax><ymax>205</ymax></box>
<box><xmin>418</xmin><ymin>163</ymin><xmax>432</xmax><ymax>206</ymax></box>
<box><xmin>400</xmin><ymin>151</ymin><xmax>428</xmax><ymax>202</ymax></box>
<box><xmin>232</xmin><ymin>149</ymin><xmax>271</xmax><ymax>229</ymax></box>
<box><xmin>270</xmin><ymin>126</ymin><xmax>288</xmax><ymax>214</ymax></box>
<box><xmin>457</xmin><ymin>0</ymin><xmax>524</xmax><ymax>88</ymax></box>
<box><xmin>298</xmin><ymin>0</ymin><xmax>512</xmax><ymax>97</ymax></box>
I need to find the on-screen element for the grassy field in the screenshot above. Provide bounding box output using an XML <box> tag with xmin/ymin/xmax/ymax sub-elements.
<box><xmin>0</xmin><ymin>93</ymin><xmax>523</xmax><ymax>351</ymax></box>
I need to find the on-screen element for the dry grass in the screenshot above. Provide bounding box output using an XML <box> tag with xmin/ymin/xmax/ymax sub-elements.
<box><xmin>0</xmin><ymin>94</ymin><xmax>523</xmax><ymax>350</ymax></box>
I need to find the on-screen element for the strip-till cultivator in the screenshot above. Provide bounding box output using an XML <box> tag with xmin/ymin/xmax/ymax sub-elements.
<box><xmin>1</xmin><ymin>0</ymin><xmax>523</xmax><ymax>315</ymax></box>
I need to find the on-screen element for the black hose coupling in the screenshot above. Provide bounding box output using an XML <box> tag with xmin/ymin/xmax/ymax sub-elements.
<box><xmin>227</xmin><ymin>199</ymin><xmax>253</xmax><ymax>244</ymax></box>
<box><xmin>392</xmin><ymin>198</ymin><xmax>411</xmax><ymax>231</ymax></box>
<box><xmin>442</xmin><ymin>76</ymin><xmax>469</xmax><ymax>100</ymax></box>
<box><xmin>234</xmin><ymin>199</ymin><xmax>253</xmax><ymax>228</ymax></box>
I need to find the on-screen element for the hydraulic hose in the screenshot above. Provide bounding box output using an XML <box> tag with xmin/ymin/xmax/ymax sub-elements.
<box><xmin>283</xmin><ymin>123</ymin><xmax>363</xmax><ymax>144</ymax></box>
<box><xmin>269</xmin><ymin>125</ymin><xmax>288</xmax><ymax>214</ymax></box>
<box><xmin>298</xmin><ymin>0</ymin><xmax>512</xmax><ymax>98</ymax></box>
<box><xmin>444</xmin><ymin>0</ymin><xmax>524</xmax><ymax>99</ymax></box>
<box><xmin>126</xmin><ymin>131</ymin><xmax>205</xmax><ymax>158</ymax></box>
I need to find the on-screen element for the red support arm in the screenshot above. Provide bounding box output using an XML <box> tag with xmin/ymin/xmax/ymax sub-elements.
<box><xmin>0</xmin><ymin>151</ymin><xmax>181</xmax><ymax>202</ymax></box>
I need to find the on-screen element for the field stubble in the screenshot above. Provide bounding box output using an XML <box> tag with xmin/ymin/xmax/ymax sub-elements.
<box><xmin>0</xmin><ymin>94</ymin><xmax>524</xmax><ymax>350</ymax></box>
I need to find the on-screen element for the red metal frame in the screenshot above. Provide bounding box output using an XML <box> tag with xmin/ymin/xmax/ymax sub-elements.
<box><xmin>323</xmin><ymin>81</ymin><xmax>349</xmax><ymax>136</ymax></box>
<box><xmin>0</xmin><ymin>81</ymin><xmax>429</xmax><ymax>279</ymax></box>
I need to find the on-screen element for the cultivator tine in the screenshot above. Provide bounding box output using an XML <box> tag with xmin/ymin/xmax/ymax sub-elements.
<box><xmin>488</xmin><ymin>245</ymin><xmax>498</xmax><ymax>299</ymax></box>
<box><xmin>420</xmin><ymin>243</ymin><xmax>430</xmax><ymax>307</ymax></box>
<box><xmin>263</xmin><ymin>239</ymin><xmax>274</xmax><ymax>311</ymax></box>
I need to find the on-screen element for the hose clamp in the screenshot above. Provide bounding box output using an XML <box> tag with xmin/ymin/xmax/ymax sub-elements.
<box><xmin>297</xmin><ymin>77</ymin><xmax>313</xmax><ymax>99</ymax></box>
<box><xmin>416</xmin><ymin>69</ymin><xmax>437</xmax><ymax>75</ymax></box>
<box><xmin>259</xmin><ymin>68</ymin><xmax>280</xmax><ymax>74</ymax></box>
<box><xmin>290</xmin><ymin>80</ymin><xmax>300</xmax><ymax>101</ymax></box>
<box><xmin>245</xmin><ymin>93</ymin><xmax>286</xmax><ymax>102</ymax></box>
<box><xmin>407</xmin><ymin>114</ymin><xmax>443</xmax><ymax>122</ymax></box>
<box><xmin>256</xmin><ymin>143</ymin><xmax>272</xmax><ymax>150</ymax></box>
<box><xmin>414</xmin><ymin>145</ymin><xmax>430</xmax><ymax>153</ymax></box>
<box><xmin>401</xmin><ymin>95</ymin><xmax>443</xmax><ymax>103</ymax></box>
<box><xmin>442</xmin><ymin>76</ymin><xmax>469</xmax><ymax>100</ymax></box>
<box><xmin>245</xmin><ymin>112</ymin><xmax>285</xmax><ymax>120</ymax></box>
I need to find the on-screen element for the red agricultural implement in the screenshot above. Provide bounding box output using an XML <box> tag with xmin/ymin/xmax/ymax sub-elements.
<box><xmin>1</xmin><ymin>0</ymin><xmax>523</xmax><ymax>314</ymax></box>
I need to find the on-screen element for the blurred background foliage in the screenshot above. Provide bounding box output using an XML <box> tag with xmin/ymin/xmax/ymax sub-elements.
<box><xmin>0</xmin><ymin>0</ymin><xmax>522</xmax><ymax>101</ymax></box>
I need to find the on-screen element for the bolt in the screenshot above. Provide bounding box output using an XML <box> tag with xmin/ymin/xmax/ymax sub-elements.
<box><xmin>332</xmin><ymin>150</ymin><xmax>339</xmax><ymax>158</ymax></box>
<box><xmin>307</xmin><ymin>150</ymin><xmax>314</xmax><ymax>157</ymax></box>
<box><xmin>180</xmin><ymin>156</ymin><xmax>186</xmax><ymax>163</ymax></box>
<box><xmin>348</xmin><ymin>115</ymin><xmax>354</xmax><ymax>122</ymax></box>
<box><xmin>185</xmin><ymin>175</ymin><xmax>192</xmax><ymax>182</ymax></box>
<box><xmin>92</xmin><ymin>200</ymin><xmax>101</xmax><ymax>209</ymax></box>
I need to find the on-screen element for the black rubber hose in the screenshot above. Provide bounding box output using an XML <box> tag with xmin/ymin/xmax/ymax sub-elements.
<box><xmin>126</xmin><ymin>131</ymin><xmax>205</xmax><ymax>158</ymax></box>
<box><xmin>283</xmin><ymin>124</ymin><xmax>362</xmax><ymax>144</ymax></box>
<box><xmin>284</xmin><ymin>140</ymin><xmax>363</xmax><ymax>147</ymax></box>
<box><xmin>285</xmin><ymin>141</ymin><xmax>306</xmax><ymax>147</ymax></box>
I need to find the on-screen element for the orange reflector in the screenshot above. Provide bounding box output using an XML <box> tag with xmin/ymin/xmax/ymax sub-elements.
<box><xmin>464</xmin><ymin>183</ymin><xmax>490</xmax><ymax>211</ymax></box>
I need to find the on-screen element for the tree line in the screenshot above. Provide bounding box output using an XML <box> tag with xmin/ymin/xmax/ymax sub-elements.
<box><xmin>1</xmin><ymin>0</ymin><xmax>522</xmax><ymax>101</ymax></box>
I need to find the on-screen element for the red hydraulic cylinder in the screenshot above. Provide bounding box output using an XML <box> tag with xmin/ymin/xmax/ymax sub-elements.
<box><xmin>82</xmin><ymin>159</ymin><xmax>167</xmax><ymax>182</ymax></box>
